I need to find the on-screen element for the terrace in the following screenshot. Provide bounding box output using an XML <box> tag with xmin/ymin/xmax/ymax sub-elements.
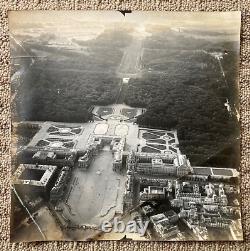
<box><xmin>138</xmin><ymin>128</ymin><xmax>180</xmax><ymax>155</ymax></box>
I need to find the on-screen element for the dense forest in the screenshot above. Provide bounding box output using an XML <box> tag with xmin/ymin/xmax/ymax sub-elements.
<box><xmin>15</xmin><ymin>68</ymin><xmax>120</xmax><ymax>122</ymax></box>
<box><xmin>12</xmin><ymin>27</ymin><xmax>132</xmax><ymax>122</ymax></box>
<box><xmin>11</xmin><ymin>27</ymin><xmax>240</xmax><ymax>168</ymax></box>
<box><xmin>124</xmin><ymin>75</ymin><xmax>239</xmax><ymax>167</ymax></box>
<box><xmin>124</xmin><ymin>30</ymin><xmax>240</xmax><ymax>167</ymax></box>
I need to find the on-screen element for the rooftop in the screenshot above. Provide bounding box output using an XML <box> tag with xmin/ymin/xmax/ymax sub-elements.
<box><xmin>13</xmin><ymin>164</ymin><xmax>57</xmax><ymax>187</ymax></box>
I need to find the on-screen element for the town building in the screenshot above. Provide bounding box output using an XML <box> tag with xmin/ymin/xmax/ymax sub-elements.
<box><xmin>13</xmin><ymin>164</ymin><xmax>57</xmax><ymax>199</ymax></box>
<box><xmin>150</xmin><ymin>213</ymin><xmax>180</xmax><ymax>239</ymax></box>
<box><xmin>77</xmin><ymin>151</ymin><xmax>92</xmax><ymax>169</ymax></box>
<box><xmin>20</xmin><ymin>148</ymin><xmax>76</xmax><ymax>167</ymax></box>
<box><xmin>13</xmin><ymin>105</ymin><xmax>242</xmax><ymax>240</ymax></box>
<box><xmin>50</xmin><ymin>166</ymin><xmax>71</xmax><ymax>203</ymax></box>
<box><xmin>140</xmin><ymin>186</ymin><xmax>167</xmax><ymax>201</ymax></box>
<box><xmin>141</xmin><ymin>204</ymin><xmax>154</xmax><ymax>216</ymax></box>
<box><xmin>134</xmin><ymin>154</ymin><xmax>193</xmax><ymax>177</ymax></box>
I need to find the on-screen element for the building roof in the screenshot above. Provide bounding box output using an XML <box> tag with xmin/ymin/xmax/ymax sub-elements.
<box><xmin>13</xmin><ymin>164</ymin><xmax>57</xmax><ymax>187</ymax></box>
<box><xmin>33</xmin><ymin>151</ymin><xmax>56</xmax><ymax>160</ymax></box>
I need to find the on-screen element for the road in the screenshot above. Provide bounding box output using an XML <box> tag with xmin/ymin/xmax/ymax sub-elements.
<box><xmin>115</xmin><ymin>37</ymin><xmax>144</xmax><ymax>103</ymax></box>
<box><xmin>11</xmin><ymin>205</ymin><xmax>64</xmax><ymax>242</ymax></box>
<box><xmin>117</xmin><ymin>38</ymin><xmax>143</xmax><ymax>78</ymax></box>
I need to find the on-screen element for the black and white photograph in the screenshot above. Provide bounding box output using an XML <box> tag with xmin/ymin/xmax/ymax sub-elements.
<box><xmin>9</xmin><ymin>11</ymin><xmax>242</xmax><ymax>242</ymax></box>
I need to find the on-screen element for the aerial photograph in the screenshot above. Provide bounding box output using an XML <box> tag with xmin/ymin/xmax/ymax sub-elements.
<box><xmin>9</xmin><ymin>11</ymin><xmax>242</xmax><ymax>242</ymax></box>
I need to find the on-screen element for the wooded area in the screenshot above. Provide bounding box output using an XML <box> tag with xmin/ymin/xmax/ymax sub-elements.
<box><xmin>12</xmin><ymin>27</ymin><xmax>240</xmax><ymax>168</ymax></box>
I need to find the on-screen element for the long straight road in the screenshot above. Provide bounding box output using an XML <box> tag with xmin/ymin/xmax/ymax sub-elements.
<box><xmin>115</xmin><ymin>37</ymin><xmax>144</xmax><ymax>104</ymax></box>
<box><xmin>116</xmin><ymin>37</ymin><xmax>143</xmax><ymax>78</ymax></box>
